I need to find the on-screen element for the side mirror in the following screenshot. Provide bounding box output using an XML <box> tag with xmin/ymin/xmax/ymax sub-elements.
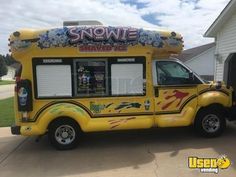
<box><xmin>189</xmin><ymin>72</ymin><xmax>195</xmax><ymax>81</ymax></box>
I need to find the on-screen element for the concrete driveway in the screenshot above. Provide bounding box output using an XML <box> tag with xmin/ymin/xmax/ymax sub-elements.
<box><xmin>0</xmin><ymin>84</ymin><xmax>15</xmax><ymax>100</ymax></box>
<box><xmin>0</xmin><ymin>124</ymin><xmax>236</xmax><ymax>177</ymax></box>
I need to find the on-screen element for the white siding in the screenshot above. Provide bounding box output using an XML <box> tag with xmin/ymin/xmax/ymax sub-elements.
<box><xmin>215</xmin><ymin>11</ymin><xmax>236</xmax><ymax>81</ymax></box>
<box><xmin>1</xmin><ymin>66</ymin><xmax>15</xmax><ymax>81</ymax></box>
<box><xmin>185</xmin><ymin>47</ymin><xmax>215</xmax><ymax>76</ymax></box>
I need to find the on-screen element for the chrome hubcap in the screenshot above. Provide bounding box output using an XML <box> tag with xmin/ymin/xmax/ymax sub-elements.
<box><xmin>202</xmin><ymin>114</ymin><xmax>220</xmax><ymax>133</ymax></box>
<box><xmin>55</xmin><ymin>125</ymin><xmax>75</xmax><ymax>145</ymax></box>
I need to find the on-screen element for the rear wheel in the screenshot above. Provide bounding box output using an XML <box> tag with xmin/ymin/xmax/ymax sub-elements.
<box><xmin>48</xmin><ymin>118</ymin><xmax>80</xmax><ymax>150</ymax></box>
<box><xmin>194</xmin><ymin>107</ymin><xmax>226</xmax><ymax>137</ymax></box>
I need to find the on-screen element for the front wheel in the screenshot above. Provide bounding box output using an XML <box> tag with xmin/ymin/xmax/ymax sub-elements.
<box><xmin>194</xmin><ymin>107</ymin><xmax>226</xmax><ymax>138</ymax></box>
<box><xmin>48</xmin><ymin>118</ymin><xmax>80</xmax><ymax>150</ymax></box>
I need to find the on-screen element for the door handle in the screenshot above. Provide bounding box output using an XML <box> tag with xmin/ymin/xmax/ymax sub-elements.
<box><xmin>154</xmin><ymin>87</ymin><xmax>159</xmax><ymax>97</ymax></box>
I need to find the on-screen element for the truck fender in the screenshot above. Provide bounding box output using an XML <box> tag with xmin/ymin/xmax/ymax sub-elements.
<box><xmin>198</xmin><ymin>91</ymin><xmax>231</xmax><ymax>108</ymax></box>
<box><xmin>22</xmin><ymin>103</ymin><xmax>91</xmax><ymax>135</ymax></box>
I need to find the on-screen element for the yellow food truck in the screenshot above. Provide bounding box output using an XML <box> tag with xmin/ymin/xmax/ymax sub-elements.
<box><xmin>9</xmin><ymin>23</ymin><xmax>234</xmax><ymax>150</ymax></box>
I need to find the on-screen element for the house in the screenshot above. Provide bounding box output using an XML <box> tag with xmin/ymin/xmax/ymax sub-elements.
<box><xmin>1</xmin><ymin>63</ymin><xmax>21</xmax><ymax>80</ymax></box>
<box><xmin>177</xmin><ymin>43</ymin><xmax>216</xmax><ymax>81</ymax></box>
<box><xmin>1</xmin><ymin>66</ymin><xmax>15</xmax><ymax>80</ymax></box>
<box><xmin>204</xmin><ymin>0</ymin><xmax>236</xmax><ymax>81</ymax></box>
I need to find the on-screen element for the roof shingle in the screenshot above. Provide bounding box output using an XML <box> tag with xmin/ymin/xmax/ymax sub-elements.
<box><xmin>177</xmin><ymin>42</ymin><xmax>215</xmax><ymax>62</ymax></box>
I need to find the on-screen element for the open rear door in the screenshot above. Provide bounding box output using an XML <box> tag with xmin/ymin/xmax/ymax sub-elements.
<box><xmin>224</xmin><ymin>53</ymin><xmax>236</xmax><ymax>121</ymax></box>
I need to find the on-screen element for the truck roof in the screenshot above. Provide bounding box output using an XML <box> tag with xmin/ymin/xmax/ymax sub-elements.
<box><xmin>9</xmin><ymin>26</ymin><xmax>183</xmax><ymax>58</ymax></box>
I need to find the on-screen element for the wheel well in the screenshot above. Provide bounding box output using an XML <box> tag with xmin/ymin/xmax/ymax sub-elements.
<box><xmin>47</xmin><ymin>117</ymin><xmax>81</xmax><ymax>131</ymax></box>
<box><xmin>194</xmin><ymin>103</ymin><xmax>227</xmax><ymax>123</ymax></box>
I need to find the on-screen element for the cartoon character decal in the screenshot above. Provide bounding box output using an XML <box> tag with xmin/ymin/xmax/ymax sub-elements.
<box><xmin>18</xmin><ymin>87</ymin><xmax>28</xmax><ymax>106</ymax></box>
<box><xmin>78</xmin><ymin>66</ymin><xmax>91</xmax><ymax>92</ymax></box>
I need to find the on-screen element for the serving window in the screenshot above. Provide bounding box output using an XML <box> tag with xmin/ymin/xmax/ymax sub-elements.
<box><xmin>75</xmin><ymin>59</ymin><xmax>108</xmax><ymax>96</ymax></box>
<box><xmin>33</xmin><ymin>57</ymin><xmax>146</xmax><ymax>99</ymax></box>
<box><xmin>75</xmin><ymin>57</ymin><xmax>146</xmax><ymax>97</ymax></box>
<box><xmin>108</xmin><ymin>57</ymin><xmax>146</xmax><ymax>96</ymax></box>
<box><xmin>36</xmin><ymin>65</ymin><xmax>72</xmax><ymax>98</ymax></box>
<box><xmin>111</xmin><ymin>63</ymin><xmax>144</xmax><ymax>95</ymax></box>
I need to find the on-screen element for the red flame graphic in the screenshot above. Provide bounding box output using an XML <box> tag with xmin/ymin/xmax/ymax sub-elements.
<box><xmin>162</xmin><ymin>90</ymin><xmax>189</xmax><ymax>110</ymax></box>
<box><xmin>108</xmin><ymin>117</ymin><xmax>136</xmax><ymax>129</ymax></box>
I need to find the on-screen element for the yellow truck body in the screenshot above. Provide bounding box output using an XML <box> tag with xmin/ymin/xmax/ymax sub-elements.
<box><xmin>9</xmin><ymin>26</ymin><xmax>233</xmax><ymax>149</ymax></box>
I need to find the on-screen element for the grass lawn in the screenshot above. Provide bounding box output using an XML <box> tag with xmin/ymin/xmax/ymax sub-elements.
<box><xmin>0</xmin><ymin>80</ymin><xmax>15</xmax><ymax>85</ymax></box>
<box><xmin>0</xmin><ymin>97</ymin><xmax>15</xmax><ymax>127</ymax></box>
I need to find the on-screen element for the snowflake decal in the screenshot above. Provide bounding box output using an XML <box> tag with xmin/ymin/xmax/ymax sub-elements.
<box><xmin>38</xmin><ymin>27</ymin><xmax>69</xmax><ymax>49</ymax></box>
<box><xmin>10</xmin><ymin>26</ymin><xmax>182</xmax><ymax>51</ymax></box>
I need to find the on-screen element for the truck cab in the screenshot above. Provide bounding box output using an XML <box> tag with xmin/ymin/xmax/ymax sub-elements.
<box><xmin>152</xmin><ymin>57</ymin><xmax>232</xmax><ymax>135</ymax></box>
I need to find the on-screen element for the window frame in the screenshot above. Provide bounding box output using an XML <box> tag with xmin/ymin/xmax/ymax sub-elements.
<box><xmin>36</xmin><ymin>64</ymin><xmax>72</xmax><ymax>98</ymax></box>
<box><xmin>108</xmin><ymin>57</ymin><xmax>146</xmax><ymax>96</ymax></box>
<box><xmin>74</xmin><ymin>58</ymin><xmax>109</xmax><ymax>97</ymax></box>
<box><xmin>32</xmin><ymin>58</ymin><xmax>75</xmax><ymax>99</ymax></box>
<box><xmin>32</xmin><ymin>56</ymin><xmax>147</xmax><ymax>99</ymax></box>
<box><xmin>152</xmin><ymin>59</ymin><xmax>204</xmax><ymax>86</ymax></box>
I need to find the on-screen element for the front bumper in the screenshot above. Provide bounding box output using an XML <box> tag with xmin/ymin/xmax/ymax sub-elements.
<box><xmin>11</xmin><ymin>125</ymin><xmax>21</xmax><ymax>135</ymax></box>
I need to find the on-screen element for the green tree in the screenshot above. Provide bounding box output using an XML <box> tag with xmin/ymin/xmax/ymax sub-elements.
<box><xmin>0</xmin><ymin>56</ymin><xmax>8</xmax><ymax>79</ymax></box>
<box><xmin>1</xmin><ymin>54</ymin><xmax>16</xmax><ymax>66</ymax></box>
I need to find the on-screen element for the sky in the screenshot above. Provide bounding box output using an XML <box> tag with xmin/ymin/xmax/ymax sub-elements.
<box><xmin>0</xmin><ymin>0</ymin><xmax>231</xmax><ymax>54</ymax></box>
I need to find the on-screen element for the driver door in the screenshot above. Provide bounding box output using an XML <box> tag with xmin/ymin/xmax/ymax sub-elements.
<box><xmin>153</xmin><ymin>60</ymin><xmax>199</xmax><ymax>127</ymax></box>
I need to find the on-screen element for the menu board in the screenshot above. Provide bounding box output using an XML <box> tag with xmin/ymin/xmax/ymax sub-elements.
<box><xmin>76</xmin><ymin>61</ymin><xmax>106</xmax><ymax>95</ymax></box>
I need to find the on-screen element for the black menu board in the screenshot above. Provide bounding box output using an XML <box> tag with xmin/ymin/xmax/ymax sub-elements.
<box><xmin>76</xmin><ymin>60</ymin><xmax>106</xmax><ymax>95</ymax></box>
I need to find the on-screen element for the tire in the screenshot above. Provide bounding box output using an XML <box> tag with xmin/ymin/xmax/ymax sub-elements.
<box><xmin>194</xmin><ymin>107</ymin><xmax>226</xmax><ymax>138</ymax></box>
<box><xmin>48</xmin><ymin>118</ymin><xmax>80</xmax><ymax>150</ymax></box>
